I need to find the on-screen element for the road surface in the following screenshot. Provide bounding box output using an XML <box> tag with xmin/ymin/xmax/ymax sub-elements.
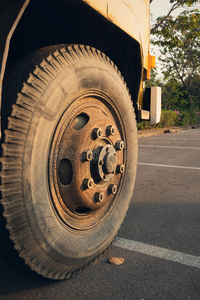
<box><xmin>0</xmin><ymin>127</ymin><xmax>200</xmax><ymax>299</ymax></box>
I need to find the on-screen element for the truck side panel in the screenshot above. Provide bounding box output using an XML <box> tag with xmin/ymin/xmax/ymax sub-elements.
<box><xmin>0</xmin><ymin>0</ymin><xmax>26</xmax><ymax>68</ymax></box>
<box><xmin>82</xmin><ymin>0</ymin><xmax>150</xmax><ymax>69</ymax></box>
<box><xmin>1</xmin><ymin>0</ymin><xmax>143</xmax><ymax>114</ymax></box>
<box><xmin>0</xmin><ymin>0</ymin><xmax>29</xmax><ymax>104</ymax></box>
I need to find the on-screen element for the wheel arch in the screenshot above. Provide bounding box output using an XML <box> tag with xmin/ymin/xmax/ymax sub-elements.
<box><xmin>1</xmin><ymin>0</ymin><xmax>142</xmax><ymax>114</ymax></box>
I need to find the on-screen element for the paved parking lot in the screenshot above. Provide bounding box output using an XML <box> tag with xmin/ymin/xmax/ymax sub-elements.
<box><xmin>0</xmin><ymin>128</ymin><xmax>200</xmax><ymax>299</ymax></box>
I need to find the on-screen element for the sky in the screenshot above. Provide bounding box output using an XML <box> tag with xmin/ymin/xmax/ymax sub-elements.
<box><xmin>150</xmin><ymin>0</ymin><xmax>200</xmax><ymax>76</ymax></box>
<box><xmin>150</xmin><ymin>0</ymin><xmax>200</xmax><ymax>20</ymax></box>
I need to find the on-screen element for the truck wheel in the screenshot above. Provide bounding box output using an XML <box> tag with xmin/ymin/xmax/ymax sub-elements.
<box><xmin>1</xmin><ymin>45</ymin><xmax>138</xmax><ymax>279</ymax></box>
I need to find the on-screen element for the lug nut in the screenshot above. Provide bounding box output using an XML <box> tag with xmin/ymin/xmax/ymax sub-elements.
<box><xmin>83</xmin><ymin>150</ymin><xmax>93</xmax><ymax>161</ymax></box>
<box><xmin>108</xmin><ymin>184</ymin><xmax>117</xmax><ymax>195</ymax></box>
<box><xmin>116</xmin><ymin>140</ymin><xmax>124</xmax><ymax>150</ymax></box>
<box><xmin>116</xmin><ymin>164</ymin><xmax>125</xmax><ymax>174</ymax></box>
<box><xmin>92</xmin><ymin>127</ymin><xmax>103</xmax><ymax>139</ymax></box>
<box><xmin>95</xmin><ymin>192</ymin><xmax>105</xmax><ymax>202</ymax></box>
<box><xmin>106</xmin><ymin>125</ymin><xmax>115</xmax><ymax>136</ymax></box>
<box><xmin>83</xmin><ymin>178</ymin><xmax>94</xmax><ymax>189</ymax></box>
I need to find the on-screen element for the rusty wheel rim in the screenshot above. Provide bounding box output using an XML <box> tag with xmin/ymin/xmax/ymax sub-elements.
<box><xmin>49</xmin><ymin>91</ymin><xmax>126</xmax><ymax>230</ymax></box>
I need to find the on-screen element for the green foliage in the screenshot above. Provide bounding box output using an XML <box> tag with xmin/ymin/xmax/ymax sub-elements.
<box><xmin>177</xmin><ymin>110</ymin><xmax>200</xmax><ymax>125</ymax></box>
<box><xmin>159</xmin><ymin>110</ymin><xmax>179</xmax><ymax>127</ymax></box>
<box><xmin>137</xmin><ymin>110</ymin><xmax>200</xmax><ymax>130</ymax></box>
<box><xmin>145</xmin><ymin>68</ymin><xmax>162</xmax><ymax>88</ymax></box>
<box><xmin>137</xmin><ymin>121</ymin><xmax>152</xmax><ymax>130</ymax></box>
<box><xmin>137</xmin><ymin>110</ymin><xmax>179</xmax><ymax>130</ymax></box>
<box><xmin>147</xmin><ymin>2</ymin><xmax>200</xmax><ymax>131</ymax></box>
<box><xmin>189</xmin><ymin>111</ymin><xmax>200</xmax><ymax>124</ymax></box>
<box><xmin>161</xmin><ymin>79</ymin><xmax>185</xmax><ymax>110</ymax></box>
<box><xmin>151</xmin><ymin>9</ymin><xmax>200</xmax><ymax>111</ymax></box>
<box><xmin>177</xmin><ymin>111</ymin><xmax>191</xmax><ymax>125</ymax></box>
<box><xmin>150</xmin><ymin>0</ymin><xmax>199</xmax><ymax>33</ymax></box>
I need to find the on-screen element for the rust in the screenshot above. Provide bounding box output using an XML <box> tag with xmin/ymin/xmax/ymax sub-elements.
<box><xmin>108</xmin><ymin>184</ymin><xmax>118</xmax><ymax>195</ymax></box>
<box><xmin>82</xmin><ymin>150</ymin><xmax>93</xmax><ymax>161</ymax></box>
<box><xmin>95</xmin><ymin>192</ymin><xmax>105</xmax><ymax>202</ymax></box>
<box><xmin>116</xmin><ymin>140</ymin><xmax>124</xmax><ymax>150</ymax></box>
<box><xmin>116</xmin><ymin>164</ymin><xmax>125</xmax><ymax>174</ymax></box>
<box><xmin>83</xmin><ymin>178</ymin><xmax>94</xmax><ymax>189</ymax></box>
<box><xmin>106</xmin><ymin>125</ymin><xmax>115</xmax><ymax>136</ymax></box>
<box><xmin>92</xmin><ymin>127</ymin><xmax>103</xmax><ymax>139</ymax></box>
<box><xmin>48</xmin><ymin>93</ymin><xmax>126</xmax><ymax>230</ymax></box>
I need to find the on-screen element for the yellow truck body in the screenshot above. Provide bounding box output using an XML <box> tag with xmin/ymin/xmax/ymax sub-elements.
<box><xmin>0</xmin><ymin>0</ymin><xmax>159</xmax><ymax>118</ymax></box>
<box><xmin>83</xmin><ymin>0</ymin><xmax>150</xmax><ymax>69</ymax></box>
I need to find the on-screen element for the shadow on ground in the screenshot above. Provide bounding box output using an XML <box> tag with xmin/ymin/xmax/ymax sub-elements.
<box><xmin>0</xmin><ymin>203</ymin><xmax>53</xmax><ymax>296</ymax></box>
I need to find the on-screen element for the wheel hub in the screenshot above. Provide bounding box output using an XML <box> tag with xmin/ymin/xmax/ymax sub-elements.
<box><xmin>104</xmin><ymin>152</ymin><xmax>116</xmax><ymax>174</ymax></box>
<box><xmin>95</xmin><ymin>144</ymin><xmax>117</xmax><ymax>182</ymax></box>
<box><xmin>49</xmin><ymin>94</ymin><xmax>126</xmax><ymax>229</ymax></box>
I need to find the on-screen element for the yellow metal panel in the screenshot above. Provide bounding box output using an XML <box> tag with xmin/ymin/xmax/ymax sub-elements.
<box><xmin>83</xmin><ymin>0</ymin><xmax>108</xmax><ymax>15</ymax></box>
<box><xmin>107</xmin><ymin>0</ymin><xmax>141</xmax><ymax>46</ymax></box>
<box><xmin>82</xmin><ymin>0</ymin><xmax>150</xmax><ymax>69</ymax></box>
<box><xmin>121</xmin><ymin>0</ymin><xmax>150</xmax><ymax>68</ymax></box>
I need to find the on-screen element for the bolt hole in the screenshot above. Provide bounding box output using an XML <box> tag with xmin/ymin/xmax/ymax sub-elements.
<box><xmin>75</xmin><ymin>206</ymin><xmax>92</xmax><ymax>214</ymax></box>
<box><xmin>58</xmin><ymin>159</ymin><xmax>73</xmax><ymax>185</ymax></box>
<box><xmin>72</xmin><ymin>113</ymin><xmax>89</xmax><ymax>130</ymax></box>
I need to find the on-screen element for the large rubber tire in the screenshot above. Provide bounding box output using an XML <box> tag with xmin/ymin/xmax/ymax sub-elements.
<box><xmin>0</xmin><ymin>45</ymin><xmax>138</xmax><ymax>280</ymax></box>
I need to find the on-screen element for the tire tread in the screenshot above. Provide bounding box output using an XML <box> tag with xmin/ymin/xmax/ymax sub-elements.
<box><xmin>1</xmin><ymin>44</ymin><xmax>133</xmax><ymax>279</ymax></box>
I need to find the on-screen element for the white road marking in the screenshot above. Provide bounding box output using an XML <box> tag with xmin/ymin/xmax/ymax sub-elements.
<box><xmin>139</xmin><ymin>145</ymin><xmax>200</xmax><ymax>150</ymax></box>
<box><xmin>178</xmin><ymin>134</ymin><xmax>200</xmax><ymax>137</ymax></box>
<box><xmin>140</xmin><ymin>138</ymin><xmax>200</xmax><ymax>141</ymax></box>
<box><xmin>138</xmin><ymin>162</ymin><xmax>200</xmax><ymax>170</ymax></box>
<box><xmin>113</xmin><ymin>237</ymin><xmax>200</xmax><ymax>269</ymax></box>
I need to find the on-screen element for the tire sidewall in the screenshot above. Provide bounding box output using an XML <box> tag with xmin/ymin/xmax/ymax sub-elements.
<box><xmin>23</xmin><ymin>59</ymin><xmax>138</xmax><ymax>264</ymax></box>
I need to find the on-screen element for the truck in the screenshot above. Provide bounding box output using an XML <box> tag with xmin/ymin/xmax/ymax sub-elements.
<box><xmin>0</xmin><ymin>0</ymin><xmax>161</xmax><ymax>280</ymax></box>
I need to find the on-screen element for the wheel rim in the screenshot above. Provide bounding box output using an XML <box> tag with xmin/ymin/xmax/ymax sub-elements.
<box><xmin>49</xmin><ymin>92</ymin><xmax>126</xmax><ymax>230</ymax></box>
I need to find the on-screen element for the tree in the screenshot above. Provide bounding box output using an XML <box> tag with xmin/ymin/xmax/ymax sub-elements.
<box><xmin>161</xmin><ymin>79</ymin><xmax>187</xmax><ymax>110</ymax></box>
<box><xmin>150</xmin><ymin>0</ymin><xmax>199</xmax><ymax>33</ymax></box>
<box><xmin>152</xmin><ymin>9</ymin><xmax>200</xmax><ymax>110</ymax></box>
<box><xmin>145</xmin><ymin>67</ymin><xmax>162</xmax><ymax>88</ymax></box>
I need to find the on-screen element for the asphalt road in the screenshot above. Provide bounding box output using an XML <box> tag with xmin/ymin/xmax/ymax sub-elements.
<box><xmin>0</xmin><ymin>127</ymin><xmax>200</xmax><ymax>300</ymax></box>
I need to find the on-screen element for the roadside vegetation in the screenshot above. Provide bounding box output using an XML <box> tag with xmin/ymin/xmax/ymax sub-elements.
<box><xmin>138</xmin><ymin>110</ymin><xmax>200</xmax><ymax>130</ymax></box>
<box><xmin>143</xmin><ymin>1</ymin><xmax>200</xmax><ymax>130</ymax></box>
